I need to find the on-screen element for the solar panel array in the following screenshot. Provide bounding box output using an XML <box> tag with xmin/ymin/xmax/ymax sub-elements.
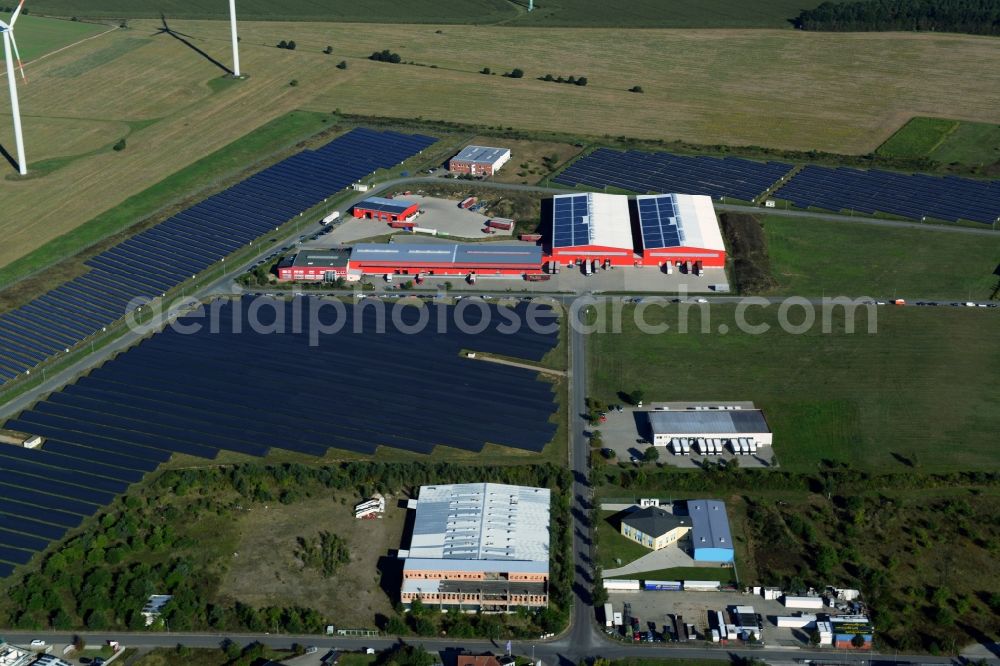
<box><xmin>552</xmin><ymin>194</ymin><xmax>593</xmax><ymax>248</ymax></box>
<box><xmin>637</xmin><ymin>195</ymin><xmax>684</xmax><ymax>249</ymax></box>
<box><xmin>773</xmin><ymin>165</ymin><xmax>1000</xmax><ymax>224</ymax></box>
<box><xmin>553</xmin><ymin>148</ymin><xmax>793</xmax><ymax>201</ymax></box>
<box><xmin>0</xmin><ymin>128</ymin><xmax>437</xmax><ymax>388</ymax></box>
<box><xmin>0</xmin><ymin>297</ymin><xmax>560</xmax><ymax>578</ymax></box>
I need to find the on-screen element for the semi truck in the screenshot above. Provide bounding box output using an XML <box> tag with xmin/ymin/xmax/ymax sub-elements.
<box><xmin>321</xmin><ymin>211</ymin><xmax>341</xmax><ymax>225</ymax></box>
<box><xmin>604</xmin><ymin>603</ymin><xmax>615</xmax><ymax>628</ymax></box>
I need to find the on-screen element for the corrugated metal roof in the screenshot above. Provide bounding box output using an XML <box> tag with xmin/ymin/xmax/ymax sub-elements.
<box><xmin>407</xmin><ymin>483</ymin><xmax>550</xmax><ymax>564</ymax></box>
<box><xmin>351</xmin><ymin>243</ymin><xmax>541</xmax><ymax>266</ymax></box>
<box><xmin>355</xmin><ymin>196</ymin><xmax>417</xmax><ymax>215</ymax></box>
<box><xmin>453</xmin><ymin>145</ymin><xmax>510</xmax><ymax>165</ymax></box>
<box><xmin>636</xmin><ymin>193</ymin><xmax>725</xmax><ymax>252</ymax></box>
<box><xmin>688</xmin><ymin>499</ymin><xmax>733</xmax><ymax>554</ymax></box>
<box><xmin>551</xmin><ymin>193</ymin><xmax>633</xmax><ymax>250</ymax></box>
<box><xmin>647</xmin><ymin>409</ymin><xmax>769</xmax><ymax>435</ymax></box>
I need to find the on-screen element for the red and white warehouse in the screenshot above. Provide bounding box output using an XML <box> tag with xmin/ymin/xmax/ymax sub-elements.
<box><xmin>352</xmin><ymin>196</ymin><xmax>419</xmax><ymax>223</ymax></box>
<box><xmin>349</xmin><ymin>243</ymin><xmax>543</xmax><ymax>277</ymax></box>
<box><xmin>448</xmin><ymin>145</ymin><xmax>511</xmax><ymax>177</ymax></box>
<box><xmin>549</xmin><ymin>192</ymin><xmax>726</xmax><ymax>268</ymax></box>
<box><xmin>277</xmin><ymin>249</ymin><xmax>351</xmax><ymax>281</ymax></box>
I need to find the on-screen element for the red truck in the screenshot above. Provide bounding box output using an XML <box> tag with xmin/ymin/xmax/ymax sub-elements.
<box><xmin>520</xmin><ymin>233</ymin><xmax>542</xmax><ymax>242</ymax></box>
<box><xmin>459</xmin><ymin>196</ymin><xmax>477</xmax><ymax>209</ymax></box>
<box><xmin>524</xmin><ymin>274</ymin><xmax>551</xmax><ymax>282</ymax></box>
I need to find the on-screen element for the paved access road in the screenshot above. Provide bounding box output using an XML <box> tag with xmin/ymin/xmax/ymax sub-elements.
<box><xmin>0</xmin><ymin>631</ymin><xmax>964</xmax><ymax>666</ymax></box>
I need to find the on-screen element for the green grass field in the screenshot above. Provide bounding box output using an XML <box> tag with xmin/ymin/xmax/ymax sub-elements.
<box><xmin>588</xmin><ymin>306</ymin><xmax>1000</xmax><ymax>472</ymax></box>
<box><xmin>0</xmin><ymin>15</ymin><xmax>109</xmax><ymax>61</ymax></box>
<box><xmin>877</xmin><ymin>116</ymin><xmax>1000</xmax><ymax>166</ymax></box>
<box><xmin>761</xmin><ymin>215</ymin><xmax>1000</xmax><ymax>300</ymax></box>
<box><xmin>27</xmin><ymin>0</ymin><xmax>846</xmax><ymax>28</ymax></box>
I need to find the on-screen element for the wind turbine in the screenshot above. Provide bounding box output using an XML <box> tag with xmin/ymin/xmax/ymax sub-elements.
<box><xmin>228</xmin><ymin>0</ymin><xmax>241</xmax><ymax>77</ymax></box>
<box><xmin>0</xmin><ymin>0</ymin><xmax>28</xmax><ymax>175</ymax></box>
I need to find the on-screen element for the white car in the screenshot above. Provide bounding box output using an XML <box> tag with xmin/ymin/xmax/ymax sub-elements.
<box><xmin>29</xmin><ymin>641</ymin><xmax>45</xmax><ymax>649</ymax></box>
<box><xmin>694</xmin><ymin>297</ymin><xmax>708</xmax><ymax>303</ymax></box>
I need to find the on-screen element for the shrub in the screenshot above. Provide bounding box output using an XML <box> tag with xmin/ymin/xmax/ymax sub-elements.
<box><xmin>336</xmin><ymin>60</ymin><xmax>348</xmax><ymax>70</ymax></box>
<box><xmin>629</xmin><ymin>85</ymin><xmax>644</xmax><ymax>93</ymax></box>
<box><xmin>323</xmin><ymin>46</ymin><xmax>333</xmax><ymax>54</ymax></box>
<box><xmin>277</xmin><ymin>40</ymin><xmax>288</xmax><ymax>49</ymax></box>
<box><xmin>112</xmin><ymin>138</ymin><xmax>127</xmax><ymax>152</ymax></box>
<box><xmin>287</xmin><ymin>40</ymin><xmax>297</xmax><ymax>50</ymax></box>
<box><xmin>506</xmin><ymin>68</ymin><xmax>524</xmax><ymax>78</ymax></box>
<box><xmin>481</xmin><ymin>67</ymin><xmax>491</xmax><ymax>75</ymax></box>
<box><xmin>289</xmin><ymin>79</ymin><xmax>299</xmax><ymax>87</ymax></box>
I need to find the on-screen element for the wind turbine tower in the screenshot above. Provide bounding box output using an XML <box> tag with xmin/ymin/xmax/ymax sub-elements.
<box><xmin>228</xmin><ymin>0</ymin><xmax>241</xmax><ymax>77</ymax></box>
<box><xmin>0</xmin><ymin>0</ymin><xmax>27</xmax><ymax>175</ymax></box>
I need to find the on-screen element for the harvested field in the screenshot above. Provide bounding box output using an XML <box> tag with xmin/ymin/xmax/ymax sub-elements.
<box><xmin>1</xmin><ymin>19</ymin><xmax>998</xmax><ymax>275</ymax></box>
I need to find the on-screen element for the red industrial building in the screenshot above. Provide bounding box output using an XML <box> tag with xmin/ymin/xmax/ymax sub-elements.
<box><xmin>635</xmin><ymin>193</ymin><xmax>727</xmax><ymax>268</ymax></box>
<box><xmin>550</xmin><ymin>193</ymin><xmax>637</xmax><ymax>268</ymax></box>
<box><xmin>550</xmin><ymin>192</ymin><xmax>726</xmax><ymax>269</ymax></box>
<box><xmin>449</xmin><ymin>146</ymin><xmax>511</xmax><ymax>177</ymax></box>
<box><xmin>352</xmin><ymin>197</ymin><xmax>419</xmax><ymax>223</ymax></box>
<box><xmin>349</xmin><ymin>243</ymin><xmax>543</xmax><ymax>277</ymax></box>
<box><xmin>277</xmin><ymin>249</ymin><xmax>351</xmax><ymax>281</ymax></box>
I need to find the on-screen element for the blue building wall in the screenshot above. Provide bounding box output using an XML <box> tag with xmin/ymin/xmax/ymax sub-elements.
<box><xmin>693</xmin><ymin>546</ymin><xmax>734</xmax><ymax>562</ymax></box>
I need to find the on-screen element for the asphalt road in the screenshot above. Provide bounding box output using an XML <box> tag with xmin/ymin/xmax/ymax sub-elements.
<box><xmin>0</xmin><ymin>631</ymin><xmax>964</xmax><ymax>665</ymax></box>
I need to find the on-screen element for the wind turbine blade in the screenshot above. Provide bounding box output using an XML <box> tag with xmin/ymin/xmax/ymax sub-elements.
<box><xmin>9</xmin><ymin>0</ymin><xmax>25</xmax><ymax>27</ymax></box>
<box><xmin>9</xmin><ymin>29</ymin><xmax>26</xmax><ymax>82</ymax></box>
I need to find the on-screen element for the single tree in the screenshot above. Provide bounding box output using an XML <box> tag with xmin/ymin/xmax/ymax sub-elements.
<box><xmin>481</xmin><ymin>67</ymin><xmax>491</xmax><ymax>74</ymax></box>
<box><xmin>289</xmin><ymin>79</ymin><xmax>299</xmax><ymax>87</ymax></box>
<box><xmin>851</xmin><ymin>633</ymin><xmax>867</xmax><ymax>648</ymax></box>
<box><xmin>287</xmin><ymin>40</ymin><xmax>297</xmax><ymax>50</ymax></box>
<box><xmin>113</xmin><ymin>138</ymin><xmax>127</xmax><ymax>152</ymax></box>
<box><xmin>644</xmin><ymin>446</ymin><xmax>659</xmax><ymax>462</ymax></box>
<box><xmin>809</xmin><ymin>629</ymin><xmax>822</xmax><ymax>646</ymax></box>
<box><xmin>630</xmin><ymin>85</ymin><xmax>644</xmax><ymax>93</ymax></box>
<box><xmin>508</xmin><ymin>68</ymin><xmax>524</xmax><ymax>78</ymax></box>
<box><xmin>277</xmin><ymin>40</ymin><xmax>288</xmax><ymax>49</ymax></box>
<box><xmin>628</xmin><ymin>389</ymin><xmax>644</xmax><ymax>405</ymax></box>
<box><xmin>576</xmin><ymin>76</ymin><xmax>588</xmax><ymax>86</ymax></box>
<box><xmin>336</xmin><ymin>60</ymin><xmax>348</xmax><ymax>70</ymax></box>
<box><xmin>323</xmin><ymin>45</ymin><xmax>333</xmax><ymax>54</ymax></box>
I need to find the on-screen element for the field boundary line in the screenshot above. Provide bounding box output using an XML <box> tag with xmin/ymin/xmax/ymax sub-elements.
<box><xmin>0</xmin><ymin>23</ymin><xmax>120</xmax><ymax>80</ymax></box>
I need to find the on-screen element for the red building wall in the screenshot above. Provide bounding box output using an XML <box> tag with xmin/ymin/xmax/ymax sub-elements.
<box><xmin>550</xmin><ymin>245</ymin><xmax>635</xmax><ymax>267</ymax></box>
<box><xmin>449</xmin><ymin>160</ymin><xmax>494</xmax><ymax>177</ymax></box>
<box><xmin>640</xmin><ymin>247</ymin><xmax>727</xmax><ymax>268</ymax></box>
<box><xmin>278</xmin><ymin>265</ymin><xmax>348</xmax><ymax>281</ymax></box>
<box><xmin>352</xmin><ymin>203</ymin><xmax>420</xmax><ymax>223</ymax></box>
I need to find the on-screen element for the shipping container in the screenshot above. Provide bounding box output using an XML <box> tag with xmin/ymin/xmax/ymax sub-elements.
<box><xmin>321</xmin><ymin>211</ymin><xmax>341</xmax><ymax>224</ymax></box>
<box><xmin>776</xmin><ymin>615</ymin><xmax>817</xmax><ymax>628</ymax></box>
<box><xmin>613</xmin><ymin>612</ymin><xmax>623</xmax><ymax>627</ymax></box>
<box><xmin>524</xmin><ymin>274</ymin><xmax>551</xmax><ymax>282</ymax></box>
<box><xmin>488</xmin><ymin>218</ymin><xmax>514</xmax><ymax>230</ymax></box>
<box><xmin>684</xmin><ymin>580</ymin><xmax>721</xmax><ymax>591</ymax></box>
<box><xmin>783</xmin><ymin>595</ymin><xmax>824</xmax><ymax>609</ymax></box>
<box><xmin>644</xmin><ymin>580</ymin><xmax>682</xmax><ymax>591</ymax></box>
<box><xmin>604</xmin><ymin>603</ymin><xmax>615</xmax><ymax>628</ymax></box>
<box><xmin>520</xmin><ymin>233</ymin><xmax>542</xmax><ymax>242</ymax></box>
<box><xmin>604</xmin><ymin>579</ymin><xmax>641</xmax><ymax>591</ymax></box>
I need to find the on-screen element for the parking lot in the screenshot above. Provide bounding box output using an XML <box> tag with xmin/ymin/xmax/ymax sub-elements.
<box><xmin>607</xmin><ymin>590</ymin><xmax>808</xmax><ymax>646</ymax></box>
<box><xmin>596</xmin><ymin>404</ymin><xmax>777</xmax><ymax>468</ymax></box>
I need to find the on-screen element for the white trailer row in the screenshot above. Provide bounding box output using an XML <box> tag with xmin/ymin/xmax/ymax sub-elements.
<box><xmin>667</xmin><ymin>437</ymin><xmax>758</xmax><ymax>456</ymax></box>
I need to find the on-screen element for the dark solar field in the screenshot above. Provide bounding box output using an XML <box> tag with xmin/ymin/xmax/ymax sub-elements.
<box><xmin>552</xmin><ymin>148</ymin><xmax>793</xmax><ymax>201</ymax></box>
<box><xmin>773</xmin><ymin>165</ymin><xmax>1000</xmax><ymax>224</ymax></box>
<box><xmin>0</xmin><ymin>128</ymin><xmax>437</xmax><ymax>387</ymax></box>
<box><xmin>0</xmin><ymin>296</ymin><xmax>560</xmax><ymax>579</ymax></box>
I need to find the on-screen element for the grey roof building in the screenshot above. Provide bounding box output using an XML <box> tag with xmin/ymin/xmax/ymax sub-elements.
<box><xmin>647</xmin><ymin>408</ymin><xmax>772</xmax><ymax>446</ymax></box>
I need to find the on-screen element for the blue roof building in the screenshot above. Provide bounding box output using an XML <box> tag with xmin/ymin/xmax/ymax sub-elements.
<box><xmin>687</xmin><ymin>499</ymin><xmax>734</xmax><ymax>562</ymax></box>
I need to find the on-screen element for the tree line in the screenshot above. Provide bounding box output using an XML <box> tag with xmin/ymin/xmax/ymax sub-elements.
<box><xmin>795</xmin><ymin>0</ymin><xmax>1000</xmax><ymax>34</ymax></box>
<box><xmin>0</xmin><ymin>461</ymin><xmax>572</xmax><ymax>638</ymax></box>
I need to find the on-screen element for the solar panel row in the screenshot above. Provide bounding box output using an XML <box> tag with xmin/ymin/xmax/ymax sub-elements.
<box><xmin>552</xmin><ymin>195</ymin><xmax>592</xmax><ymax>248</ymax></box>
<box><xmin>0</xmin><ymin>128</ymin><xmax>437</xmax><ymax>387</ymax></box>
<box><xmin>773</xmin><ymin>165</ymin><xmax>1000</xmax><ymax>224</ymax></box>
<box><xmin>0</xmin><ymin>297</ymin><xmax>559</xmax><ymax>578</ymax></box>
<box><xmin>553</xmin><ymin>148</ymin><xmax>792</xmax><ymax>202</ymax></box>
<box><xmin>637</xmin><ymin>195</ymin><xmax>684</xmax><ymax>250</ymax></box>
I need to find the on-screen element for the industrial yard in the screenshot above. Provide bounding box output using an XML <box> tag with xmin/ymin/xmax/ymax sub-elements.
<box><xmin>0</xmin><ymin>0</ymin><xmax>997</xmax><ymax>659</ymax></box>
